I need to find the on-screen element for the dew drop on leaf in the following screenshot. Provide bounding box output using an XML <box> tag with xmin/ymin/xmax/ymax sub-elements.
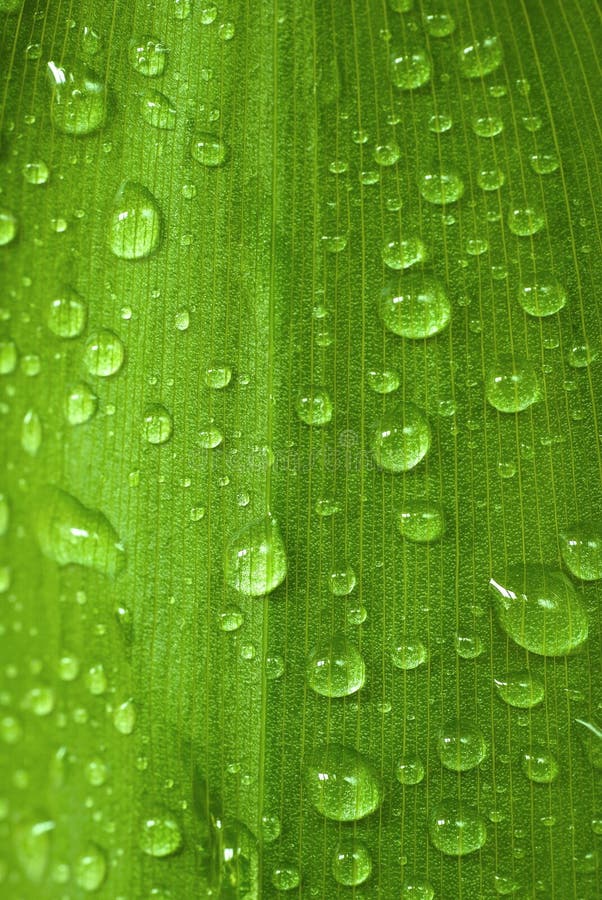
<box><xmin>0</xmin><ymin>209</ymin><xmax>17</xmax><ymax>245</ymax></box>
<box><xmin>395</xmin><ymin>754</ymin><xmax>425</xmax><ymax>785</ymax></box>
<box><xmin>494</xmin><ymin>671</ymin><xmax>545</xmax><ymax>708</ymax></box>
<box><xmin>109</xmin><ymin>181</ymin><xmax>162</xmax><ymax>260</ymax></box>
<box><xmin>306</xmin><ymin>633</ymin><xmax>365</xmax><ymax>698</ymax></box>
<box><xmin>489</xmin><ymin>564</ymin><xmax>589</xmax><ymax>656</ymax></box>
<box><xmin>191</xmin><ymin>133</ymin><xmax>228</xmax><ymax>167</ymax></box>
<box><xmin>391</xmin><ymin>47</ymin><xmax>431</xmax><ymax>90</ymax></box>
<box><xmin>75</xmin><ymin>844</ymin><xmax>107</xmax><ymax>892</ymax></box>
<box><xmin>379</xmin><ymin>275</ymin><xmax>451</xmax><ymax>338</ymax></box>
<box><xmin>33</xmin><ymin>486</ymin><xmax>126</xmax><ymax>577</ymax></box>
<box><xmin>436</xmin><ymin>719</ymin><xmax>488</xmax><ymax>772</ymax></box>
<box><xmin>332</xmin><ymin>839</ymin><xmax>372</xmax><ymax>886</ymax></box>
<box><xmin>396</xmin><ymin>499</ymin><xmax>444</xmax><ymax>542</ymax></box>
<box><xmin>485</xmin><ymin>354</ymin><xmax>540</xmax><ymax>412</ymax></box>
<box><xmin>139</xmin><ymin>815</ymin><xmax>182</xmax><ymax>857</ymax></box>
<box><xmin>128</xmin><ymin>35</ymin><xmax>168</xmax><ymax>76</ymax></box>
<box><xmin>224</xmin><ymin>516</ymin><xmax>287</xmax><ymax>597</ymax></box>
<box><xmin>458</xmin><ymin>35</ymin><xmax>503</xmax><ymax>78</ymax></box>
<box><xmin>560</xmin><ymin>521</ymin><xmax>602</xmax><ymax>580</ymax></box>
<box><xmin>521</xmin><ymin>749</ymin><xmax>559</xmax><ymax>783</ymax></box>
<box><xmin>47</xmin><ymin>288</ymin><xmax>87</xmax><ymax>338</ymax></box>
<box><xmin>47</xmin><ymin>61</ymin><xmax>107</xmax><ymax>135</ymax></box>
<box><xmin>428</xmin><ymin>801</ymin><xmax>487</xmax><ymax>856</ymax></box>
<box><xmin>304</xmin><ymin>745</ymin><xmax>383</xmax><ymax>821</ymax></box>
<box><xmin>371</xmin><ymin>401</ymin><xmax>431</xmax><ymax>472</ymax></box>
<box><xmin>65</xmin><ymin>382</ymin><xmax>98</xmax><ymax>425</ymax></box>
<box><xmin>142</xmin><ymin>404</ymin><xmax>173</xmax><ymax>445</ymax></box>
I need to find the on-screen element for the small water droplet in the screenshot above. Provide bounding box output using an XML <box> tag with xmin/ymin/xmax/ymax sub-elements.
<box><xmin>191</xmin><ymin>133</ymin><xmax>228</xmax><ymax>167</ymax></box>
<box><xmin>142</xmin><ymin>404</ymin><xmax>173</xmax><ymax>445</ymax></box>
<box><xmin>391</xmin><ymin>46</ymin><xmax>431</xmax><ymax>89</ymax></box>
<box><xmin>396</xmin><ymin>499</ymin><xmax>444</xmax><ymax>542</ymax></box>
<box><xmin>306</xmin><ymin>633</ymin><xmax>365</xmax><ymax>697</ymax></box>
<box><xmin>47</xmin><ymin>288</ymin><xmax>87</xmax><ymax>338</ymax></box>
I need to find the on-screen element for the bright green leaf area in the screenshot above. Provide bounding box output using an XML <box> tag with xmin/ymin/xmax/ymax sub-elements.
<box><xmin>0</xmin><ymin>0</ymin><xmax>601</xmax><ymax>898</ymax></box>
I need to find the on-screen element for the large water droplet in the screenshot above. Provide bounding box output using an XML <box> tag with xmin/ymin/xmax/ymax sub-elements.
<box><xmin>271</xmin><ymin>863</ymin><xmax>300</xmax><ymax>891</ymax></box>
<box><xmin>128</xmin><ymin>36</ymin><xmax>168</xmax><ymax>76</ymax></box>
<box><xmin>494</xmin><ymin>671</ymin><xmax>544</xmax><ymax>708</ymax></box>
<box><xmin>224</xmin><ymin>516</ymin><xmax>287</xmax><ymax>596</ymax></box>
<box><xmin>47</xmin><ymin>61</ymin><xmax>107</xmax><ymax>135</ymax></box>
<box><xmin>47</xmin><ymin>288</ymin><xmax>87</xmax><ymax>338</ymax></box>
<box><xmin>371</xmin><ymin>401</ymin><xmax>431</xmax><ymax>472</ymax></box>
<box><xmin>429</xmin><ymin>801</ymin><xmax>487</xmax><ymax>855</ymax></box>
<box><xmin>507</xmin><ymin>205</ymin><xmax>545</xmax><ymax>236</ymax></box>
<box><xmin>304</xmin><ymin>745</ymin><xmax>383</xmax><ymax>821</ymax></box>
<box><xmin>437</xmin><ymin>719</ymin><xmax>487</xmax><ymax>771</ymax></box>
<box><xmin>83</xmin><ymin>329</ymin><xmax>125</xmax><ymax>377</ymax></box>
<box><xmin>109</xmin><ymin>181</ymin><xmax>161</xmax><ymax>259</ymax></box>
<box><xmin>0</xmin><ymin>208</ymin><xmax>18</xmax><ymax>245</ymax></box>
<box><xmin>306</xmin><ymin>633</ymin><xmax>365</xmax><ymax>697</ymax></box>
<box><xmin>391</xmin><ymin>46</ymin><xmax>431</xmax><ymax>90</ymax></box>
<box><xmin>485</xmin><ymin>354</ymin><xmax>539</xmax><ymax>412</ymax></box>
<box><xmin>560</xmin><ymin>521</ymin><xmax>602</xmax><ymax>580</ymax></box>
<box><xmin>518</xmin><ymin>277</ymin><xmax>566</xmax><ymax>317</ymax></box>
<box><xmin>332</xmin><ymin>839</ymin><xmax>372</xmax><ymax>886</ymax></box>
<box><xmin>396</xmin><ymin>499</ymin><xmax>444</xmax><ymax>542</ymax></box>
<box><xmin>458</xmin><ymin>35</ymin><xmax>503</xmax><ymax>78</ymax></box>
<box><xmin>381</xmin><ymin>236</ymin><xmax>427</xmax><ymax>270</ymax></box>
<box><xmin>521</xmin><ymin>749</ymin><xmax>558</xmax><ymax>783</ymax></box>
<box><xmin>139</xmin><ymin>814</ymin><xmax>182</xmax><ymax>857</ymax></box>
<box><xmin>489</xmin><ymin>564</ymin><xmax>588</xmax><ymax>656</ymax></box>
<box><xmin>379</xmin><ymin>273</ymin><xmax>451</xmax><ymax>340</ymax></box>
<box><xmin>13</xmin><ymin>814</ymin><xmax>53</xmax><ymax>883</ymax></box>
<box><xmin>391</xmin><ymin>639</ymin><xmax>427</xmax><ymax>670</ymax></box>
<box><xmin>34</xmin><ymin>486</ymin><xmax>126</xmax><ymax>577</ymax></box>
<box><xmin>418</xmin><ymin>169</ymin><xmax>464</xmax><ymax>204</ymax></box>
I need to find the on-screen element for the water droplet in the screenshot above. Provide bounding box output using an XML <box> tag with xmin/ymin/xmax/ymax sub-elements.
<box><xmin>401</xmin><ymin>879</ymin><xmax>435</xmax><ymax>899</ymax></box>
<box><xmin>396</xmin><ymin>499</ymin><xmax>444</xmax><ymax>542</ymax></box>
<box><xmin>371</xmin><ymin>401</ymin><xmax>431</xmax><ymax>472</ymax></box>
<box><xmin>374</xmin><ymin>141</ymin><xmax>401</xmax><ymax>166</ymax></box>
<box><xmin>366</xmin><ymin>368</ymin><xmax>400</xmax><ymax>393</ymax></box>
<box><xmin>396</xmin><ymin>753</ymin><xmax>425</xmax><ymax>784</ymax></box>
<box><xmin>128</xmin><ymin>35</ymin><xmax>168</xmax><ymax>76</ymax></box>
<box><xmin>142</xmin><ymin>404</ymin><xmax>173</xmax><ymax>444</ymax></box>
<box><xmin>271</xmin><ymin>863</ymin><xmax>300</xmax><ymax>891</ymax></box>
<box><xmin>381</xmin><ymin>236</ymin><xmax>427</xmax><ymax>270</ymax></box>
<box><xmin>507</xmin><ymin>205</ymin><xmax>545</xmax><ymax>236</ymax></box>
<box><xmin>529</xmin><ymin>152</ymin><xmax>559</xmax><ymax>175</ymax></box>
<box><xmin>477</xmin><ymin>167</ymin><xmax>505</xmax><ymax>191</ymax></box>
<box><xmin>198</xmin><ymin>423</ymin><xmax>223</xmax><ymax>449</ymax></box>
<box><xmin>47</xmin><ymin>288</ymin><xmax>87</xmax><ymax>338</ymax></box>
<box><xmin>139</xmin><ymin>815</ymin><xmax>182</xmax><ymax>857</ymax></box>
<box><xmin>295</xmin><ymin>385</ymin><xmax>332</xmax><ymax>425</ymax></box>
<box><xmin>224</xmin><ymin>516</ymin><xmax>287</xmax><ymax>597</ymax></box>
<box><xmin>306</xmin><ymin>633</ymin><xmax>365</xmax><ymax>698</ymax></box>
<box><xmin>428</xmin><ymin>112</ymin><xmax>452</xmax><ymax>133</ymax></box>
<box><xmin>489</xmin><ymin>564</ymin><xmax>589</xmax><ymax>656</ymax></box>
<box><xmin>458</xmin><ymin>35</ymin><xmax>503</xmax><ymax>78</ymax></box>
<box><xmin>332</xmin><ymin>840</ymin><xmax>372</xmax><ymax>886</ymax></box>
<box><xmin>83</xmin><ymin>329</ymin><xmax>125</xmax><ymax>379</ymax></box>
<box><xmin>34</xmin><ymin>486</ymin><xmax>126</xmax><ymax>577</ymax></box>
<box><xmin>113</xmin><ymin>698</ymin><xmax>136</xmax><ymax>734</ymax></box>
<box><xmin>429</xmin><ymin>801</ymin><xmax>487</xmax><ymax>855</ymax></box>
<box><xmin>0</xmin><ymin>493</ymin><xmax>9</xmax><ymax>536</ymax></box>
<box><xmin>304</xmin><ymin>745</ymin><xmax>383</xmax><ymax>821</ymax></box>
<box><xmin>65</xmin><ymin>382</ymin><xmax>98</xmax><ymax>425</ymax></box>
<box><xmin>0</xmin><ymin>209</ymin><xmax>17</xmax><ymax>246</ymax></box>
<box><xmin>219</xmin><ymin>22</ymin><xmax>236</xmax><ymax>41</ymax></box>
<box><xmin>58</xmin><ymin>654</ymin><xmax>80</xmax><ymax>681</ymax></box>
<box><xmin>0</xmin><ymin>338</ymin><xmax>18</xmax><ymax>374</ymax></box>
<box><xmin>204</xmin><ymin>364</ymin><xmax>232</xmax><ymax>389</ymax></box>
<box><xmin>472</xmin><ymin>115</ymin><xmax>503</xmax><ymax>137</ymax></box>
<box><xmin>139</xmin><ymin>89</ymin><xmax>176</xmax><ymax>129</ymax></box>
<box><xmin>494</xmin><ymin>671</ymin><xmax>544</xmax><ymax>708</ymax></box>
<box><xmin>21</xmin><ymin>409</ymin><xmax>42</xmax><ymax>456</ymax></box>
<box><xmin>321</xmin><ymin>232</ymin><xmax>348</xmax><ymax>252</ymax></box>
<box><xmin>85</xmin><ymin>757</ymin><xmax>108</xmax><ymax>786</ymax></box>
<box><xmin>391</xmin><ymin>46</ymin><xmax>431</xmax><ymax>89</ymax></box>
<box><xmin>521</xmin><ymin>749</ymin><xmax>558</xmax><ymax>783</ymax></box>
<box><xmin>13</xmin><ymin>815</ymin><xmax>53</xmax><ymax>883</ymax></box>
<box><xmin>518</xmin><ymin>277</ymin><xmax>566</xmax><ymax>316</ymax></box>
<box><xmin>47</xmin><ymin>61</ymin><xmax>107</xmax><ymax>135</ymax></box>
<box><xmin>191</xmin><ymin>133</ymin><xmax>228</xmax><ymax>167</ymax></box>
<box><xmin>418</xmin><ymin>169</ymin><xmax>464</xmax><ymax>204</ymax></box>
<box><xmin>522</xmin><ymin>114</ymin><xmax>542</xmax><ymax>132</ymax></box>
<box><xmin>423</xmin><ymin>11</ymin><xmax>455</xmax><ymax>37</ymax></box>
<box><xmin>259</xmin><ymin>813</ymin><xmax>281</xmax><ymax>843</ymax></box>
<box><xmin>109</xmin><ymin>181</ymin><xmax>161</xmax><ymax>259</ymax></box>
<box><xmin>75</xmin><ymin>844</ymin><xmax>107</xmax><ymax>892</ymax></box>
<box><xmin>567</xmin><ymin>343</ymin><xmax>597</xmax><ymax>368</ymax></box>
<box><xmin>485</xmin><ymin>354</ymin><xmax>540</xmax><ymax>412</ymax></box>
<box><xmin>391</xmin><ymin>640</ymin><xmax>427</xmax><ymax>670</ymax></box>
<box><xmin>86</xmin><ymin>664</ymin><xmax>108</xmax><ymax>695</ymax></box>
<box><xmin>454</xmin><ymin>633</ymin><xmax>484</xmax><ymax>659</ymax></box>
<box><xmin>437</xmin><ymin>719</ymin><xmax>487</xmax><ymax>771</ymax></box>
<box><xmin>379</xmin><ymin>274</ymin><xmax>451</xmax><ymax>338</ymax></box>
<box><xmin>22</xmin><ymin>160</ymin><xmax>49</xmax><ymax>185</ymax></box>
<box><xmin>217</xmin><ymin>607</ymin><xmax>244</xmax><ymax>632</ymax></box>
<box><xmin>560</xmin><ymin>521</ymin><xmax>602</xmax><ymax>580</ymax></box>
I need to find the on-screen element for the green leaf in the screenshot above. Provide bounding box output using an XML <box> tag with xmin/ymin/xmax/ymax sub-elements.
<box><xmin>1</xmin><ymin>1</ymin><xmax>601</xmax><ymax>897</ymax></box>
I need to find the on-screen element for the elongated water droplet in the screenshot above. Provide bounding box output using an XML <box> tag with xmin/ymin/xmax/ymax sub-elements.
<box><xmin>21</xmin><ymin>409</ymin><xmax>42</xmax><ymax>456</ymax></box>
<box><xmin>75</xmin><ymin>844</ymin><xmax>107</xmax><ymax>892</ymax></box>
<box><xmin>13</xmin><ymin>815</ymin><xmax>53</xmax><ymax>883</ymax></box>
<box><xmin>47</xmin><ymin>288</ymin><xmax>87</xmax><ymax>338</ymax></box>
<box><xmin>34</xmin><ymin>486</ymin><xmax>126</xmax><ymax>577</ymax></box>
<box><xmin>560</xmin><ymin>521</ymin><xmax>602</xmax><ymax>580</ymax></box>
<box><xmin>47</xmin><ymin>61</ymin><xmax>107</xmax><ymax>135</ymax></box>
<box><xmin>225</xmin><ymin>516</ymin><xmax>287</xmax><ymax>597</ymax></box>
<box><xmin>489</xmin><ymin>564</ymin><xmax>588</xmax><ymax>656</ymax></box>
<box><xmin>0</xmin><ymin>209</ymin><xmax>18</xmax><ymax>246</ymax></box>
<box><xmin>109</xmin><ymin>181</ymin><xmax>161</xmax><ymax>260</ymax></box>
<box><xmin>65</xmin><ymin>382</ymin><xmax>98</xmax><ymax>425</ymax></box>
<box><xmin>83</xmin><ymin>330</ymin><xmax>125</xmax><ymax>377</ymax></box>
<box><xmin>139</xmin><ymin>89</ymin><xmax>176</xmax><ymax>129</ymax></box>
<box><xmin>304</xmin><ymin>745</ymin><xmax>383</xmax><ymax>821</ymax></box>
